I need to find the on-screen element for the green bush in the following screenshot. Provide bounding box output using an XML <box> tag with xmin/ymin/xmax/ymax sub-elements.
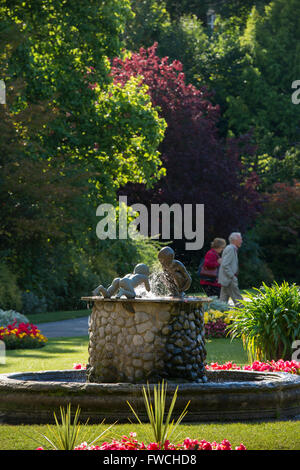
<box><xmin>203</xmin><ymin>298</ymin><xmax>232</xmax><ymax>313</ymax></box>
<box><xmin>92</xmin><ymin>237</ymin><xmax>164</xmax><ymax>289</ymax></box>
<box><xmin>3</xmin><ymin>334</ymin><xmax>46</xmax><ymax>350</ymax></box>
<box><xmin>14</xmin><ymin>243</ymin><xmax>99</xmax><ymax>312</ymax></box>
<box><xmin>238</xmin><ymin>232</ymin><xmax>274</xmax><ymax>289</ymax></box>
<box><xmin>0</xmin><ymin>309</ymin><xmax>29</xmax><ymax>327</ymax></box>
<box><xmin>253</xmin><ymin>182</ymin><xmax>300</xmax><ymax>284</ymax></box>
<box><xmin>21</xmin><ymin>292</ymin><xmax>48</xmax><ymax>316</ymax></box>
<box><xmin>12</xmin><ymin>234</ymin><xmax>163</xmax><ymax>313</ymax></box>
<box><xmin>228</xmin><ymin>282</ymin><xmax>300</xmax><ymax>361</ymax></box>
<box><xmin>0</xmin><ymin>263</ymin><xmax>22</xmax><ymax>312</ymax></box>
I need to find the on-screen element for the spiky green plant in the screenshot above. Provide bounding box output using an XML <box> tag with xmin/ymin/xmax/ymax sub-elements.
<box><xmin>228</xmin><ymin>282</ymin><xmax>300</xmax><ymax>362</ymax></box>
<box><xmin>39</xmin><ymin>404</ymin><xmax>114</xmax><ymax>450</ymax></box>
<box><xmin>127</xmin><ymin>380</ymin><xmax>190</xmax><ymax>447</ymax></box>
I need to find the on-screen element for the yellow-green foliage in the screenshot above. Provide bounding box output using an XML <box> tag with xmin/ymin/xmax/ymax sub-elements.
<box><xmin>204</xmin><ymin>309</ymin><xmax>234</xmax><ymax>326</ymax></box>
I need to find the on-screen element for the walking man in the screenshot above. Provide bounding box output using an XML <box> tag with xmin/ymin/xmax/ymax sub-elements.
<box><xmin>218</xmin><ymin>232</ymin><xmax>243</xmax><ymax>306</ymax></box>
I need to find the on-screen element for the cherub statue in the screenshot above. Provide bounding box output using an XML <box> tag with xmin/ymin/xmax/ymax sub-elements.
<box><xmin>92</xmin><ymin>263</ymin><xmax>150</xmax><ymax>299</ymax></box>
<box><xmin>158</xmin><ymin>247</ymin><xmax>191</xmax><ymax>297</ymax></box>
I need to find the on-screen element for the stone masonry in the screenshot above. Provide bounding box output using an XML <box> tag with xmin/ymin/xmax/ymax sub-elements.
<box><xmin>84</xmin><ymin>297</ymin><xmax>209</xmax><ymax>383</ymax></box>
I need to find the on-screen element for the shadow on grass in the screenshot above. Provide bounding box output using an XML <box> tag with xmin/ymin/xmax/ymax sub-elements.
<box><xmin>1</xmin><ymin>336</ymin><xmax>89</xmax><ymax>360</ymax></box>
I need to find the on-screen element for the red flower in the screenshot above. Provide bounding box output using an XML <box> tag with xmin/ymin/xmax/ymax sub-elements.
<box><xmin>236</xmin><ymin>443</ymin><xmax>247</xmax><ymax>450</ymax></box>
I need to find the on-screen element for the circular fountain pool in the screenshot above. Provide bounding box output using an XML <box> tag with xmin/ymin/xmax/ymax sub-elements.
<box><xmin>1</xmin><ymin>369</ymin><xmax>300</xmax><ymax>424</ymax></box>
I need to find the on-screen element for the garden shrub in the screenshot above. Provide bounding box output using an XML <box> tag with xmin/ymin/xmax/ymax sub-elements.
<box><xmin>204</xmin><ymin>298</ymin><xmax>232</xmax><ymax>313</ymax></box>
<box><xmin>0</xmin><ymin>263</ymin><xmax>22</xmax><ymax>312</ymax></box>
<box><xmin>0</xmin><ymin>309</ymin><xmax>29</xmax><ymax>327</ymax></box>
<box><xmin>92</xmin><ymin>237</ymin><xmax>164</xmax><ymax>291</ymax></box>
<box><xmin>14</xmin><ymin>235</ymin><xmax>164</xmax><ymax>312</ymax></box>
<box><xmin>204</xmin><ymin>308</ymin><xmax>233</xmax><ymax>339</ymax></box>
<box><xmin>238</xmin><ymin>232</ymin><xmax>274</xmax><ymax>289</ymax></box>
<box><xmin>21</xmin><ymin>292</ymin><xmax>48</xmax><ymax>316</ymax></box>
<box><xmin>0</xmin><ymin>321</ymin><xmax>47</xmax><ymax>349</ymax></box>
<box><xmin>253</xmin><ymin>181</ymin><xmax>300</xmax><ymax>284</ymax></box>
<box><xmin>228</xmin><ymin>281</ymin><xmax>300</xmax><ymax>361</ymax></box>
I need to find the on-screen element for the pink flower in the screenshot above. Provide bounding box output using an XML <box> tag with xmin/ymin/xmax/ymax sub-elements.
<box><xmin>200</xmin><ymin>440</ymin><xmax>213</xmax><ymax>450</ymax></box>
<box><xmin>73</xmin><ymin>363</ymin><xmax>86</xmax><ymax>370</ymax></box>
<box><xmin>147</xmin><ymin>442</ymin><xmax>160</xmax><ymax>450</ymax></box>
<box><xmin>220</xmin><ymin>439</ymin><xmax>232</xmax><ymax>450</ymax></box>
<box><xmin>206</xmin><ymin>359</ymin><xmax>300</xmax><ymax>375</ymax></box>
<box><xmin>236</xmin><ymin>443</ymin><xmax>247</xmax><ymax>450</ymax></box>
<box><xmin>39</xmin><ymin>434</ymin><xmax>247</xmax><ymax>451</ymax></box>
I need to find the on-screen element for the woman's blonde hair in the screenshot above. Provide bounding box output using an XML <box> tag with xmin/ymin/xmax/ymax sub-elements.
<box><xmin>211</xmin><ymin>238</ymin><xmax>226</xmax><ymax>249</ymax></box>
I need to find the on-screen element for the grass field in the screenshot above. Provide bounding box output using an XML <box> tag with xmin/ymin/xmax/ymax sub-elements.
<box><xmin>1</xmin><ymin>420</ymin><xmax>300</xmax><ymax>451</ymax></box>
<box><xmin>0</xmin><ymin>336</ymin><xmax>89</xmax><ymax>374</ymax></box>
<box><xmin>0</xmin><ymin>337</ymin><xmax>249</xmax><ymax>375</ymax></box>
<box><xmin>27</xmin><ymin>309</ymin><xmax>91</xmax><ymax>324</ymax></box>
<box><xmin>0</xmin><ymin>336</ymin><xmax>299</xmax><ymax>450</ymax></box>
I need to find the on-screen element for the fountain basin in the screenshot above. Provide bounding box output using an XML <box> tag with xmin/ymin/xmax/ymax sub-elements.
<box><xmin>1</xmin><ymin>369</ymin><xmax>300</xmax><ymax>424</ymax></box>
<box><xmin>82</xmin><ymin>296</ymin><xmax>210</xmax><ymax>384</ymax></box>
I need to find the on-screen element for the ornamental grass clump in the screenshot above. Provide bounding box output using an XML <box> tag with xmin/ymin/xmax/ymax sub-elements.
<box><xmin>127</xmin><ymin>380</ymin><xmax>190</xmax><ymax>448</ymax></box>
<box><xmin>38</xmin><ymin>404</ymin><xmax>114</xmax><ymax>450</ymax></box>
<box><xmin>228</xmin><ymin>282</ymin><xmax>300</xmax><ymax>362</ymax></box>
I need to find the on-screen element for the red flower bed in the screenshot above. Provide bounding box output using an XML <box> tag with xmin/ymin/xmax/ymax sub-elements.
<box><xmin>37</xmin><ymin>433</ymin><xmax>246</xmax><ymax>450</ymax></box>
<box><xmin>0</xmin><ymin>320</ymin><xmax>47</xmax><ymax>349</ymax></box>
<box><xmin>205</xmin><ymin>320</ymin><xmax>228</xmax><ymax>338</ymax></box>
<box><xmin>206</xmin><ymin>360</ymin><xmax>300</xmax><ymax>374</ymax></box>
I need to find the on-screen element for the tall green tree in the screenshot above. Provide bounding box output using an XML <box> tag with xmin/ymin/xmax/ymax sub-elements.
<box><xmin>162</xmin><ymin>1</ymin><xmax>300</xmax><ymax>188</ymax></box>
<box><xmin>231</xmin><ymin>1</ymin><xmax>300</xmax><ymax>153</ymax></box>
<box><xmin>222</xmin><ymin>1</ymin><xmax>300</xmax><ymax>184</ymax></box>
<box><xmin>164</xmin><ymin>0</ymin><xmax>209</xmax><ymax>23</ymax></box>
<box><xmin>1</xmin><ymin>1</ymin><xmax>166</xmax><ymax>202</ymax></box>
<box><xmin>123</xmin><ymin>0</ymin><xmax>171</xmax><ymax>50</ymax></box>
<box><xmin>0</xmin><ymin>1</ymin><xmax>166</xmax><ymax>309</ymax></box>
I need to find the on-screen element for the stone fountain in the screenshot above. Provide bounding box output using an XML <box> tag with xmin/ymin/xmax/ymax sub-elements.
<box><xmin>86</xmin><ymin>247</ymin><xmax>207</xmax><ymax>384</ymax></box>
<box><xmin>1</xmin><ymin>247</ymin><xmax>300</xmax><ymax>424</ymax></box>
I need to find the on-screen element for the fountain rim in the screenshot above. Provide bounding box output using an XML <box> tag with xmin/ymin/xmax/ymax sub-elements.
<box><xmin>2</xmin><ymin>369</ymin><xmax>300</xmax><ymax>423</ymax></box>
<box><xmin>1</xmin><ymin>369</ymin><xmax>300</xmax><ymax>393</ymax></box>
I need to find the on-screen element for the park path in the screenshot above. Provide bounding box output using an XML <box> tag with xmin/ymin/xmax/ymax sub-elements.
<box><xmin>37</xmin><ymin>316</ymin><xmax>90</xmax><ymax>338</ymax></box>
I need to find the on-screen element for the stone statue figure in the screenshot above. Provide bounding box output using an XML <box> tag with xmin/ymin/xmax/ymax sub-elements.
<box><xmin>158</xmin><ymin>246</ymin><xmax>192</xmax><ymax>297</ymax></box>
<box><xmin>92</xmin><ymin>263</ymin><xmax>150</xmax><ymax>299</ymax></box>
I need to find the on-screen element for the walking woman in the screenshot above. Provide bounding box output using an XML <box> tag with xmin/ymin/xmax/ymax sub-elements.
<box><xmin>199</xmin><ymin>238</ymin><xmax>226</xmax><ymax>297</ymax></box>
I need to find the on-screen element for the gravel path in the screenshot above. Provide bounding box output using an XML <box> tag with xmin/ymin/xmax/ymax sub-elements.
<box><xmin>37</xmin><ymin>316</ymin><xmax>90</xmax><ymax>338</ymax></box>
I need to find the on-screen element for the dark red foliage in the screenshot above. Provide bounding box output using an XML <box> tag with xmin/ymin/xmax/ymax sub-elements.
<box><xmin>111</xmin><ymin>44</ymin><xmax>260</xmax><ymax>251</ymax></box>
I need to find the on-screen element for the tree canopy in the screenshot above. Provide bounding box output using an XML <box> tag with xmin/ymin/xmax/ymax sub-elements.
<box><xmin>0</xmin><ymin>1</ymin><xmax>166</xmax><ymax>309</ymax></box>
<box><xmin>112</xmin><ymin>44</ymin><xmax>260</xmax><ymax>258</ymax></box>
<box><xmin>0</xmin><ymin>0</ymin><xmax>298</xmax><ymax>309</ymax></box>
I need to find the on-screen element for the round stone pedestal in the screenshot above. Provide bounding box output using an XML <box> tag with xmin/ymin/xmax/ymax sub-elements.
<box><xmin>82</xmin><ymin>296</ymin><xmax>210</xmax><ymax>384</ymax></box>
<box><xmin>1</xmin><ymin>369</ymin><xmax>300</xmax><ymax>424</ymax></box>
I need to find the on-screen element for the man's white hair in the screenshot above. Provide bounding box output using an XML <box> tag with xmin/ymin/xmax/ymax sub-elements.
<box><xmin>229</xmin><ymin>232</ymin><xmax>242</xmax><ymax>243</ymax></box>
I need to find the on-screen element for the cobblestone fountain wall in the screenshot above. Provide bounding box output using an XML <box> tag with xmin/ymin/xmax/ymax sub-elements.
<box><xmin>84</xmin><ymin>297</ymin><xmax>209</xmax><ymax>383</ymax></box>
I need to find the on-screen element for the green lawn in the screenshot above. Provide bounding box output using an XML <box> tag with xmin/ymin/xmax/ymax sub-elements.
<box><xmin>0</xmin><ymin>336</ymin><xmax>89</xmax><ymax>374</ymax></box>
<box><xmin>0</xmin><ymin>337</ymin><xmax>248</xmax><ymax>375</ymax></box>
<box><xmin>0</xmin><ymin>336</ymin><xmax>298</xmax><ymax>450</ymax></box>
<box><xmin>27</xmin><ymin>309</ymin><xmax>91</xmax><ymax>324</ymax></box>
<box><xmin>0</xmin><ymin>420</ymin><xmax>300</xmax><ymax>450</ymax></box>
<box><xmin>206</xmin><ymin>338</ymin><xmax>249</xmax><ymax>365</ymax></box>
